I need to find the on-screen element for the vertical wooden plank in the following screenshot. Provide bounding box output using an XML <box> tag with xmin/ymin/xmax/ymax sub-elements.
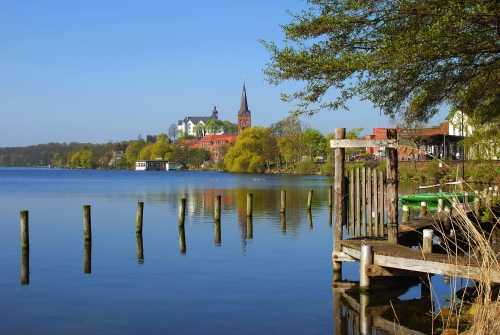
<box><xmin>379</xmin><ymin>171</ymin><xmax>385</xmax><ymax>236</ymax></box>
<box><xmin>361</xmin><ymin>166</ymin><xmax>366</xmax><ymax>236</ymax></box>
<box><xmin>356</xmin><ymin>167</ymin><xmax>361</xmax><ymax>236</ymax></box>
<box><xmin>372</xmin><ymin>170</ymin><xmax>379</xmax><ymax>237</ymax></box>
<box><xmin>386</xmin><ymin>129</ymin><xmax>399</xmax><ymax>244</ymax></box>
<box><xmin>367</xmin><ymin>167</ymin><xmax>372</xmax><ymax>237</ymax></box>
<box><xmin>333</xmin><ymin>128</ymin><xmax>346</xmax><ymax>277</ymax></box>
<box><xmin>349</xmin><ymin>169</ymin><xmax>354</xmax><ymax>236</ymax></box>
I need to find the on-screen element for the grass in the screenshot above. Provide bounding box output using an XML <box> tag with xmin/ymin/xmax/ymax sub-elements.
<box><xmin>429</xmin><ymin>182</ymin><xmax>500</xmax><ymax>334</ymax></box>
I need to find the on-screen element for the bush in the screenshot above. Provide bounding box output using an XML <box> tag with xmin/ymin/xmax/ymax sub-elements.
<box><xmin>295</xmin><ymin>158</ymin><xmax>317</xmax><ymax>174</ymax></box>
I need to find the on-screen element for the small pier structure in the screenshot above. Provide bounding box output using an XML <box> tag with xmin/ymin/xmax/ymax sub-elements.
<box><xmin>330</xmin><ymin>128</ymin><xmax>500</xmax><ymax>289</ymax></box>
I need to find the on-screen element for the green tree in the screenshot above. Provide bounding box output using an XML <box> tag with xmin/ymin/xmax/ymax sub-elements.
<box><xmin>276</xmin><ymin>115</ymin><xmax>305</xmax><ymax>168</ymax></box>
<box><xmin>139</xmin><ymin>144</ymin><xmax>154</xmax><ymax>160</ymax></box>
<box><xmin>205</xmin><ymin>119</ymin><xmax>225</xmax><ymax>135</ymax></box>
<box><xmin>222</xmin><ymin>120</ymin><xmax>238</xmax><ymax>134</ymax></box>
<box><xmin>193</xmin><ymin>123</ymin><xmax>207</xmax><ymax>139</ymax></box>
<box><xmin>224</xmin><ymin>127</ymin><xmax>273</xmax><ymax>173</ymax></box>
<box><xmin>303</xmin><ymin>128</ymin><xmax>326</xmax><ymax>159</ymax></box>
<box><xmin>157</xmin><ymin>133</ymin><xmax>168</xmax><ymax>143</ymax></box>
<box><xmin>260</xmin><ymin>1</ymin><xmax>500</xmax><ymax>123</ymax></box>
<box><xmin>125</xmin><ymin>139</ymin><xmax>147</xmax><ymax>167</ymax></box>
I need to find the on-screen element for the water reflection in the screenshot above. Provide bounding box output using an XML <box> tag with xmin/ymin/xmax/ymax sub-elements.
<box><xmin>178</xmin><ymin>225</ymin><xmax>186</xmax><ymax>254</ymax></box>
<box><xmin>280</xmin><ymin>213</ymin><xmax>286</xmax><ymax>234</ymax></box>
<box><xmin>136</xmin><ymin>233</ymin><xmax>144</xmax><ymax>264</ymax></box>
<box><xmin>21</xmin><ymin>249</ymin><xmax>29</xmax><ymax>285</ymax></box>
<box><xmin>333</xmin><ymin>277</ymin><xmax>433</xmax><ymax>334</ymax></box>
<box><xmin>246</xmin><ymin>217</ymin><xmax>253</xmax><ymax>239</ymax></box>
<box><xmin>214</xmin><ymin>220</ymin><xmax>221</xmax><ymax>246</ymax></box>
<box><xmin>308</xmin><ymin>211</ymin><xmax>313</xmax><ymax>229</ymax></box>
<box><xmin>84</xmin><ymin>239</ymin><xmax>91</xmax><ymax>274</ymax></box>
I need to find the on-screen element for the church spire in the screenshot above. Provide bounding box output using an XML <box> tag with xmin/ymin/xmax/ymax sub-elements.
<box><xmin>237</xmin><ymin>82</ymin><xmax>251</xmax><ymax>134</ymax></box>
<box><xmin>238</xmin><ymin>83</ymin><xmax>250</xmax><ymax>116</ymax></box>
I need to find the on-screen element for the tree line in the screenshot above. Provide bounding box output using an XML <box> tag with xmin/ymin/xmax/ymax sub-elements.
<box><xmin>0</xmin><ymin>116</ymin><xmax>364</xmax><ymax>172</ymax></box>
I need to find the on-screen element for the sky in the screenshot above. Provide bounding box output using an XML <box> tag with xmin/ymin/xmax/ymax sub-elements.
<box><xmin>0</xmin><ymin>0</ymin><xmax>448</xmax><ymax>148</ymax></box>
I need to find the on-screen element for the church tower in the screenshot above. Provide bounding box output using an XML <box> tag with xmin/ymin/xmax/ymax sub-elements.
<box><xmin>237</xmin><ymin>83</ymin><xmax>251</xmax><ymax>134</ymax></box>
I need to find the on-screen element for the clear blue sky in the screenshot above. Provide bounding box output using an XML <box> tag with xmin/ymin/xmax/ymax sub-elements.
<box><xmin>0</xmin><ymin>0</ymin><xmax>447</xmax><ymax>147</ymax></box>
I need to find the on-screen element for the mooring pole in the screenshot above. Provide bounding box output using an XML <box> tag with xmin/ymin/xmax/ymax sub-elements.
<box><xmin>247</xmin><ymin>193</ymin><xmax>253</xmax><ymax>217</ymax></box>
<box><xmin>83</xmin><ymin>205</ymin><xmax>91</xmax><ymax>241</ymax></box>
<box><xmin>333</xmin><ymin>128</ymin><xmax>346</xmax><ymax>280</ymax></box>
<box><xmin>280</xmin><ymin>190</ymin><xmax>286</xmax><ymax>214</ymax></box>
<box><xmin>136</xmin><ymin>201</ymin><xmax>144</xmax><ymax>234</ymax></box>
<box><xmin>360</xmin><ymin>244</ymin><xmax>373</xmax><ymax>291</ymax></box>
<box><xmin>214</xmin><ymin>195</ymin><xmax>221</xmax><ymax>221</ymax></box>
<box><xmin>386</xmin><ymin>129</ymin><xmax>399</xmax><ymax>244</ymax></box>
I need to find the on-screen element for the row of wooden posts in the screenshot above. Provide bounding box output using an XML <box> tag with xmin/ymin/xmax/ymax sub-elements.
<box><xmin>18</xmin><ymin>188</ymin><xmax>334</xmax><ymax>284</ymax></box>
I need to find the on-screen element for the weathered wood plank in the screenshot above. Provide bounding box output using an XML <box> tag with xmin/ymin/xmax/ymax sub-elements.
<box><xmin>365</xmin><ymin>264</ymin><xmax>425</xmax><ymax>277</ymax></box>
<box><xmin>330</xmin><ymin>139</ymin><xmax>398</xmax><ymax>148</ymax></box>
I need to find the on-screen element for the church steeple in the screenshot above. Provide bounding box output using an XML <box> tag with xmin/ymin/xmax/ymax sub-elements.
<box><xmin>237</xmin><ymin>83</ymin><xmax>251</xmax><ymax>134</ymax></box>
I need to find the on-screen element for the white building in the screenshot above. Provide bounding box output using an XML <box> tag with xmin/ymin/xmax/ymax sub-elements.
<box><xmin>178</xmin><ymin>106</ymin><xmax>220</xmax><ymax>137</ymax></box>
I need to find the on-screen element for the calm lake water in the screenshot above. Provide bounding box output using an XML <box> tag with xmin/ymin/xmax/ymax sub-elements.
<box><xmin>0</xmin><ymin>168</ymin><xmax>452</xmax><ymax>334</ymax></box>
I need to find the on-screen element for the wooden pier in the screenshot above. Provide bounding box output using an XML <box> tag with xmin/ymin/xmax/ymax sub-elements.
<box><xmin>330</xmin><ymin>128</ymin><xmax>500</xmax><ymax>290</ymax></box>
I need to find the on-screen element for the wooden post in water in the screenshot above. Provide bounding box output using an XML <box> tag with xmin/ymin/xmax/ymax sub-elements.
<box><xmin>214</xmin><ymin>220</ymin><xmax>221</xmax><ymax>245</ymax></box>
<box><xmin>246</xmin><ymin>217</ymin><xmax>253</xmax><ymax>239</ymax></box>
<box><xmin>307</xmin><ymin>189</ymin><xmax>313</xmax><ymax>211</ymax></box>
<box><xmin>20</xmin><ymin>210</ymin><xmax>29</xmax><ymax>284</ymax></box>
<box><xmin>136</xmin><ymin>233</ymin><xmax>144</xmax><ymax>264</ymax></box>
<box><xmin>20</xmin><ymin>210</ymin><xmax>29</xmax><ymax>251</ymax></box>
<box><xmin>247</xmin><ymin>193</ymin><xmax>253</xmax><ymax>217</ymax></box>
<box><xmin>385</xmin><ymin>129</ymin><xmax>399</xmax><ymax>244</ymax></box>
<box><xmin>178</xmin><ymin>198</ymin><xmax>186</xmax><ymax>226</ymax></box>
<box><xmin>280</xmin><ymin>190</ymin><xmax>286</xmax><ymax>214</ymax></box>
<box><xmin>333</xmin><ymin>128</ymin><xmax>346</xmax><ymax>279</ymax></box>
<box><xmin>136</xmin><ymin>201</ymin><xmax>144</xmax><ymax>234</ymax></box>
<box><xmin>84</xmin><ymin>239</ymin><xmax>91</xmax><ymax>274</ymax></box>
<box><xmin>178</xmin><ymin>225</ymin><xmax>186</xmax><ymax>254</ymax></box>
<box><xmin>83</xmin><ymin>205</ymin><xmax>91</xmax><ymax>241</ymax></box>
<box><xmin>423</xmin><ymin>229</ymin><xmax>434</xmax><ymax>253</ymax></box>
<box><xmin>328</xmin><ymin>185</ymin><xmax>333</xmax><ymax>208</ymax></box>
<box><xmin>280</xmin><ymin>213</ymin><xmax>286</xmax><ymax>234</ymax></box>
<box><xmin>420</xmin><ymin>202</ymin><xmax>427</xmax><ymax>217</ymax></box>
<box><xmin>21</xmin><ymin>249</ymin><xmax>29</xmax><ymax>285</ymax></box>
<box><xmin>402</xmin><ymin>205</ymin><xmax>410</xmax><ymax>222</ymax></box>
<box><xmin>214</xmin><ymin>195</ymin><xmax>221</xmax><ymax>221</ymax></box>
<box><xmin>360</xmin><ymin>245</ymin><xmax>373</xmax><ymax>291</ymax></box>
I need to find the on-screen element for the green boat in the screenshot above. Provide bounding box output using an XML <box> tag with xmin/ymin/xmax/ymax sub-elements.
<box><xmin>399</xmin><ymin>191</ymin><xmax>474</xmax><ymax>203</ymax></box>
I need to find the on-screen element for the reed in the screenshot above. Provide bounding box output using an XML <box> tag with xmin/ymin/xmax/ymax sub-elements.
<box><xmin>430</xmin><ymin>187</ymin><xmax>500</xmax><ymax>334</ymax></box>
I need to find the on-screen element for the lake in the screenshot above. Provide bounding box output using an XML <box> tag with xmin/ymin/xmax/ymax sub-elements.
<box><xmin>0</xmin><ymin>168</ymin><xmax>452</xmax><ymax>334</ymax></box>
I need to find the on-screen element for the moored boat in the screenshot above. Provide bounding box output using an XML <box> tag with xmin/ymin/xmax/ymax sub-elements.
<box><xmin>399</xmin><ymin>191</ymin><xmax>474</xmax><ymax>203</ymax></box>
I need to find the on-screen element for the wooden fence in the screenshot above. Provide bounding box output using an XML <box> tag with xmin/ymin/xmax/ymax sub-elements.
<box><xmin>347</xmin><ymin>167</ymin><xmax>387</xmax><ymax>237</ymax></box>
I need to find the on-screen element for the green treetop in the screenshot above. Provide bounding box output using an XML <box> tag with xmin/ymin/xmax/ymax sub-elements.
<box><xmin>261</xmin><ymin>0</ymin><xmax>500</xmax><ymax>123</ymax></box>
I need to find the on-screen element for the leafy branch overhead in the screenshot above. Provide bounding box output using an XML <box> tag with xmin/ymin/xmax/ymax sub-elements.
<box><xmin>260</xmin><ymin>0</ymin><xmax>500</xmax><ymax>122</ymax></box>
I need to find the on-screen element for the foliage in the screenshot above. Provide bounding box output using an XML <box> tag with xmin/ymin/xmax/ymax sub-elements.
<box><xmin>295</xmin><ymin>158</ymin><xmax>317</xmax><ymax>174</ymax></box>
<box><xmin>303</xmin><ymin>128</ymin><xmax>326</xmax><ymax>159</ymax></box>
<box><xmin>224</xmin><ymin>127</ymin><xmax>274</xmax><ymax>173</ymax></box>
<box><xmin>125</xmin><ymin>139</ymin><xmax>147</xmax><ymax>167</ymax></box>
<box><xmin>345</xmin><ymin>127</ymin><xmax>364</xmax><ymax>157</ymax></box>
<box><xmin>260</xmin><ymin>0</ymin><xmax>500</xmax><ymax>123</ymax></box>
<box><xmin>276</xmin><ymin>115</ymin><xmax>306</xmax><ymax>167</ymax></box>
<box><xmin>205</xmin><ymin>119</ymin><xmax>225</xmax><ymax>135</ymax></box>
<box><xmin>222</xmin><ymin>120</ymin><xmax>238</xmax><ymax>134</ymax></box>
<box><xmin>68</xmin><ymin>145</ymin><xmax>95</xmax><ymax>169</ymax></box>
